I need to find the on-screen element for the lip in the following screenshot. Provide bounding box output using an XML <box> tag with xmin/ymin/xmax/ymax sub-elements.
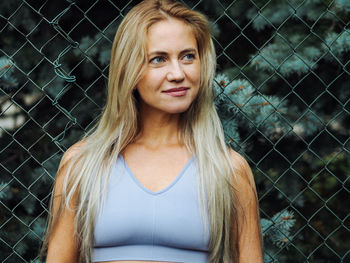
<box><xmin>162</xmin><ymin>87</ymin><xmax>190</xmax><ymax>93</ymax></box>
<box><xmin>162</xmin><ymin>87</ymin><xmax>190</xmax><ymax>97</ymax></box>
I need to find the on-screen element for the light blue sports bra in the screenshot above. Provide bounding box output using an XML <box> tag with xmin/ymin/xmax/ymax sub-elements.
<box><xmin>93</xmin><ymin>155</ymin><xmax>210</xmax><ymax>262</ymax></box>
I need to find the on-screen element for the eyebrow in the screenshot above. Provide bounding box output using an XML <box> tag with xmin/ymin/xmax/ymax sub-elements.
<box><xmin>148</xmin><ymin>48</ymin><xmax>197</xmax><ymax>57</ymax></box>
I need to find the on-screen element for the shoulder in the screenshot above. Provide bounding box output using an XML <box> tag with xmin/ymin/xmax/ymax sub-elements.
<box><xmin>228</xmin><ymin>149</ymin><xmax>253</xmax><ymax>178</ymax></box>
<box><xmin>53</xmin><ymin>140</ymin><xmax>87</xmax><ymax>200</ymax></box>
<box><xmin>228</xmin><ymin>149</ymin><xmax>263</xmax><ymax>261</ymax></box>
<box><xmin>59</xmin><ymin>140</ymin><xmax>87</xmax><ymax>168</ymax></box>
<box><xmin>55</xmin><ymin>140</ymin><xmax>87</xmax><ymax>188</ymax></box>
<box><xmin>228</xmin><ymin>148</ymin><xmax>257</xmax><ymax>203</ymax></box>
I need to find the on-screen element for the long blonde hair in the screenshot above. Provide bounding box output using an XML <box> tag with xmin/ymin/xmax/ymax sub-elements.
<box><xmin>42</xmin><ymin>0</ymin><xmax>259</xmax><ymax>262</ymax></box>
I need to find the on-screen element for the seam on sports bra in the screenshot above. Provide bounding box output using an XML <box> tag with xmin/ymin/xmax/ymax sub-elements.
<box><xmin>120</xmin><ymin>154</ymin><xmax>194</xmax><ymax>195</ymax></box>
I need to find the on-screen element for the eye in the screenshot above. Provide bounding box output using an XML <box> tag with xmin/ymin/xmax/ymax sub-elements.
<box><xmin>150</xmin><ymin>56</ymin><xmax>166</xmax><ymax>64</ymax></box>
<box><xmin>182</xmin><ymin>53</ymin><xmax>196</xmax><ymax>62</ymax></box>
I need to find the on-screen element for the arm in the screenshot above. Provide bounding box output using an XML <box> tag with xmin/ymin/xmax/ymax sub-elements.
<box><xmin>45</xmin><ymin>142</ymin><xmax>85</xmax><ymax>263</ymax></box>
<box><xmin>230</xmin><ymin>150</ymin><xmax>263</xmax><ymax>263</ymax></box>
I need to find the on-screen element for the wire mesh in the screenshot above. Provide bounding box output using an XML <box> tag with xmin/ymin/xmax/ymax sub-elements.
<box><xmin>0</xmin><ymin>0</ymin><xmax>349</xmax><ymax>262</ymax></box>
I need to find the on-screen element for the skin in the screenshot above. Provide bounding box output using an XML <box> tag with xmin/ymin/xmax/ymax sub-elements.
<box><xmin>46</xmin><ymin>17</ymin><xmax>262</xmax><ymax>263</ymax></box>
<box><xmin>136</xmin><ymin>18</ymin><xmax>200</xmax><ymax>116</ymax></box>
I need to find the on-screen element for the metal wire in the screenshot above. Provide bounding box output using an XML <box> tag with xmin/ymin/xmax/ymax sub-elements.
<box><xmin>0</xmin><ymin>0</ymin><xmax>349</xmax><ymax>262</ymax></box>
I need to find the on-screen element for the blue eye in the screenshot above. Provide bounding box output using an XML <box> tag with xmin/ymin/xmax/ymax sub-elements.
<box><xmin>150</xmin><ymin>56</ymin><xmax>165</xmax><ymax>64</ymax></box>
<box><xmin>183</xmin><ymin>53</ymin><xmax>195</xmax><ymax>61</ymax></box>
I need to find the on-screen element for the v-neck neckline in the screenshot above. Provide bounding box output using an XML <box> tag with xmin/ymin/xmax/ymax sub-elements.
<box><xmin>120</xmin><ymin>154</ymin><xmax>194</xmax><ymax>195</ymax></box>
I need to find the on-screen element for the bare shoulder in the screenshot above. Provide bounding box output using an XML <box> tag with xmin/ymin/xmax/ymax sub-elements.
<box><xmin>228</xmin><ymin>150</ymin><xmax>263</xmax><ymax>262</ymax></box>
<box><xmin>54</xmin><ymin>140</ymin><xmax>87</xmax><ymax>192</ymax></box>
<box><xmin>59</xmin><ymin>140</ymin><xmax>87</xmax><ymax>166</ymax></box>
<box><xmin>228</xmin><ymin>148</ymin><xmax>257</xmax><ymax>202</ymax></box>
<box><xmin>228</xmin><ymin>149</ymin><xmax>253</xmax><ymax>180</ymax></box>
<box><xmin>46</xmin><ymin>140</ymin><xmax>85</xmax><ymax>262</ymax></box>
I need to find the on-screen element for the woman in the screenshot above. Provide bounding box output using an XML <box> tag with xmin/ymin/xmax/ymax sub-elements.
<box><xmin>42</xmin><ymin>0</ymin><xmax>263</xmax><ymax>262</ymax></box>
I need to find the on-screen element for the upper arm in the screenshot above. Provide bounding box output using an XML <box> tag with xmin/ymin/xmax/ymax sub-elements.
<box><xmin>229</xmin><ymin>150</ymin><xmax>263</xmax><ymax>263</ymax></box>
<box><xmin>46</xmin><ymin>141</ymin><xmax>85</xmax><ymax>263</ymax></box>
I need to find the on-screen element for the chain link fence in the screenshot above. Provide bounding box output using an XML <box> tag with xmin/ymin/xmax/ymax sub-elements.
<box><xmin>0</xmin><ymin>0</ymin><xmax>349</xmax><ymax>262</ymax></box>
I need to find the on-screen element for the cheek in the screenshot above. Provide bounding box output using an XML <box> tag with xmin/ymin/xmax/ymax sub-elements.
<box><xmin>191</xmin><ymin>60</ymin><xmax>201</xmax><ymax>78</ymax></box>
<box><xmin>187</xmin><ymin>65</ymin><xmax>201</xmax><ymax>85</ymax></box>
<box><xmin>139</xmin><ymin>69</ymin><xmax>166</xmax><ymax>90</ymax></box>
<box><xmin>137</xmin><ymin>74</ymin><xmax>155</xmax><ymax>94</ymax></box>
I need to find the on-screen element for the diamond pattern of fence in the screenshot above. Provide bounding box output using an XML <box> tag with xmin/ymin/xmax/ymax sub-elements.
<box><xmin>0</xmin><ymin>0</ymin><xmax>349</xmax><ymax>262</ymax></box>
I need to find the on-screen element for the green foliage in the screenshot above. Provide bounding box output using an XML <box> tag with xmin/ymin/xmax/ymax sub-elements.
<box><xmin>0</xmin><ymin>0</ymin><xmax>349</xmax><ymax>262</ymax></box>
<box><xmin>323</xmin><ymin>30</ymin><xmax>350</xmax><ymax>60</ymax></box>
<box><xmin>251</xmin><ymin>39</ymin><xmax>323</xmax><ymax>77</ymax></box>
<box><xmin>335</xmin><ymin>0</ymin><xmax>350</xmax><ymax>11</ymax></box>
<box><xmin>0</xmin><ymin>182</ymin><xmax>11</xmax><ymax>199</ymax></box>
<box><xmin>262</xmin><ymin>210</ymin><xmax>295</xmax><ymax>248</ymax></box>
<box><xmin>214</xmin><ymin>74</ymin><xmax>290</xmax><ymax>148</ymax></box>
<box><xmin>262</xmin><ymin>210</ymin><xmax>296</xmax><ymax>262</ymax></box>
<box><xmin>0</xmin><ymin>57</ymin><xmax>17</xmax><ymax>91</ymax></box>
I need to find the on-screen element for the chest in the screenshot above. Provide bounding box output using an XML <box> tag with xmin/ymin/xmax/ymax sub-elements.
<box><xmin>122</xmin><ymin>148</ymin><xmax>193</xmax><ymax>193</ymax></box>
<box><xmin>93</xmin><ymin>156</ymin><xmax>210</xmax><ymax>261</ymax></box>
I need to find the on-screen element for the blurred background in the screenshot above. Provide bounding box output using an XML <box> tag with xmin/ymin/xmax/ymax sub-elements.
<box><xmin>0</xmin><ymin>0</ymin><xmax>349</xmax><ymax>262</ymax></box>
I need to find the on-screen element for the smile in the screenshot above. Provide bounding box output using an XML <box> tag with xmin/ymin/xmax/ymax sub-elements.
<box><xmin>162</xmin><ymin>87</ymin><xmax>190</xmax><ymax>97</ymax></box>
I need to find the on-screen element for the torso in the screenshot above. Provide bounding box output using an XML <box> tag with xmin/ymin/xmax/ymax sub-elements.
<box><xmin>95</xmin><ymin>142</ymin><xmax>196</xmax><ymax>263</ymax></box>
<box><xmin>121</xmin><ymin>142</ymin><xmax>192</xmax><ymax>193</ymax></box>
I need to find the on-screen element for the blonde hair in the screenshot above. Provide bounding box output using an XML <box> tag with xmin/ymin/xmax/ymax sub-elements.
<box><xmin>42</xmin><ymin>0</ymin><xmax>261</xmax><ymax>262</ymax></box>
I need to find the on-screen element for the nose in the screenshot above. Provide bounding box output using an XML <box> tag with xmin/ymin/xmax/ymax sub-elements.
<box><xmin>167</xmin><ymin>60</ymin><xmax>185</xmax><ymax>83</ymax></box>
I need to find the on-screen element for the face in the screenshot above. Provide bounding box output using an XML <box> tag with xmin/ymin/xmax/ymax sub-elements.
<box><xmin>136</xmin><ymin>18</ymin><xmax>200</xmax><ymax>114</ymax></box>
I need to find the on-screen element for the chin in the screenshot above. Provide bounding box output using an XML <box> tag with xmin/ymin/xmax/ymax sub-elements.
<box><xmin>165</xmin><ymin>104</ymin><xmax>192</xmax><ymax>114</ymax></box>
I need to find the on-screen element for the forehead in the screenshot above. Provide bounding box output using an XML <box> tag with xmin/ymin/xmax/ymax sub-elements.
<box><xmin>146</xmin><ymin>18</ymin><xmax>197</xmax><ymax>53</ymax></box>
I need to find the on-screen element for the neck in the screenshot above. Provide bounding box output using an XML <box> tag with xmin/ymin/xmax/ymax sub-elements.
<box><xmin>136</xmin><ymin>105</ymin><xmax>182</xmax><ymax>148</ymax></box>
